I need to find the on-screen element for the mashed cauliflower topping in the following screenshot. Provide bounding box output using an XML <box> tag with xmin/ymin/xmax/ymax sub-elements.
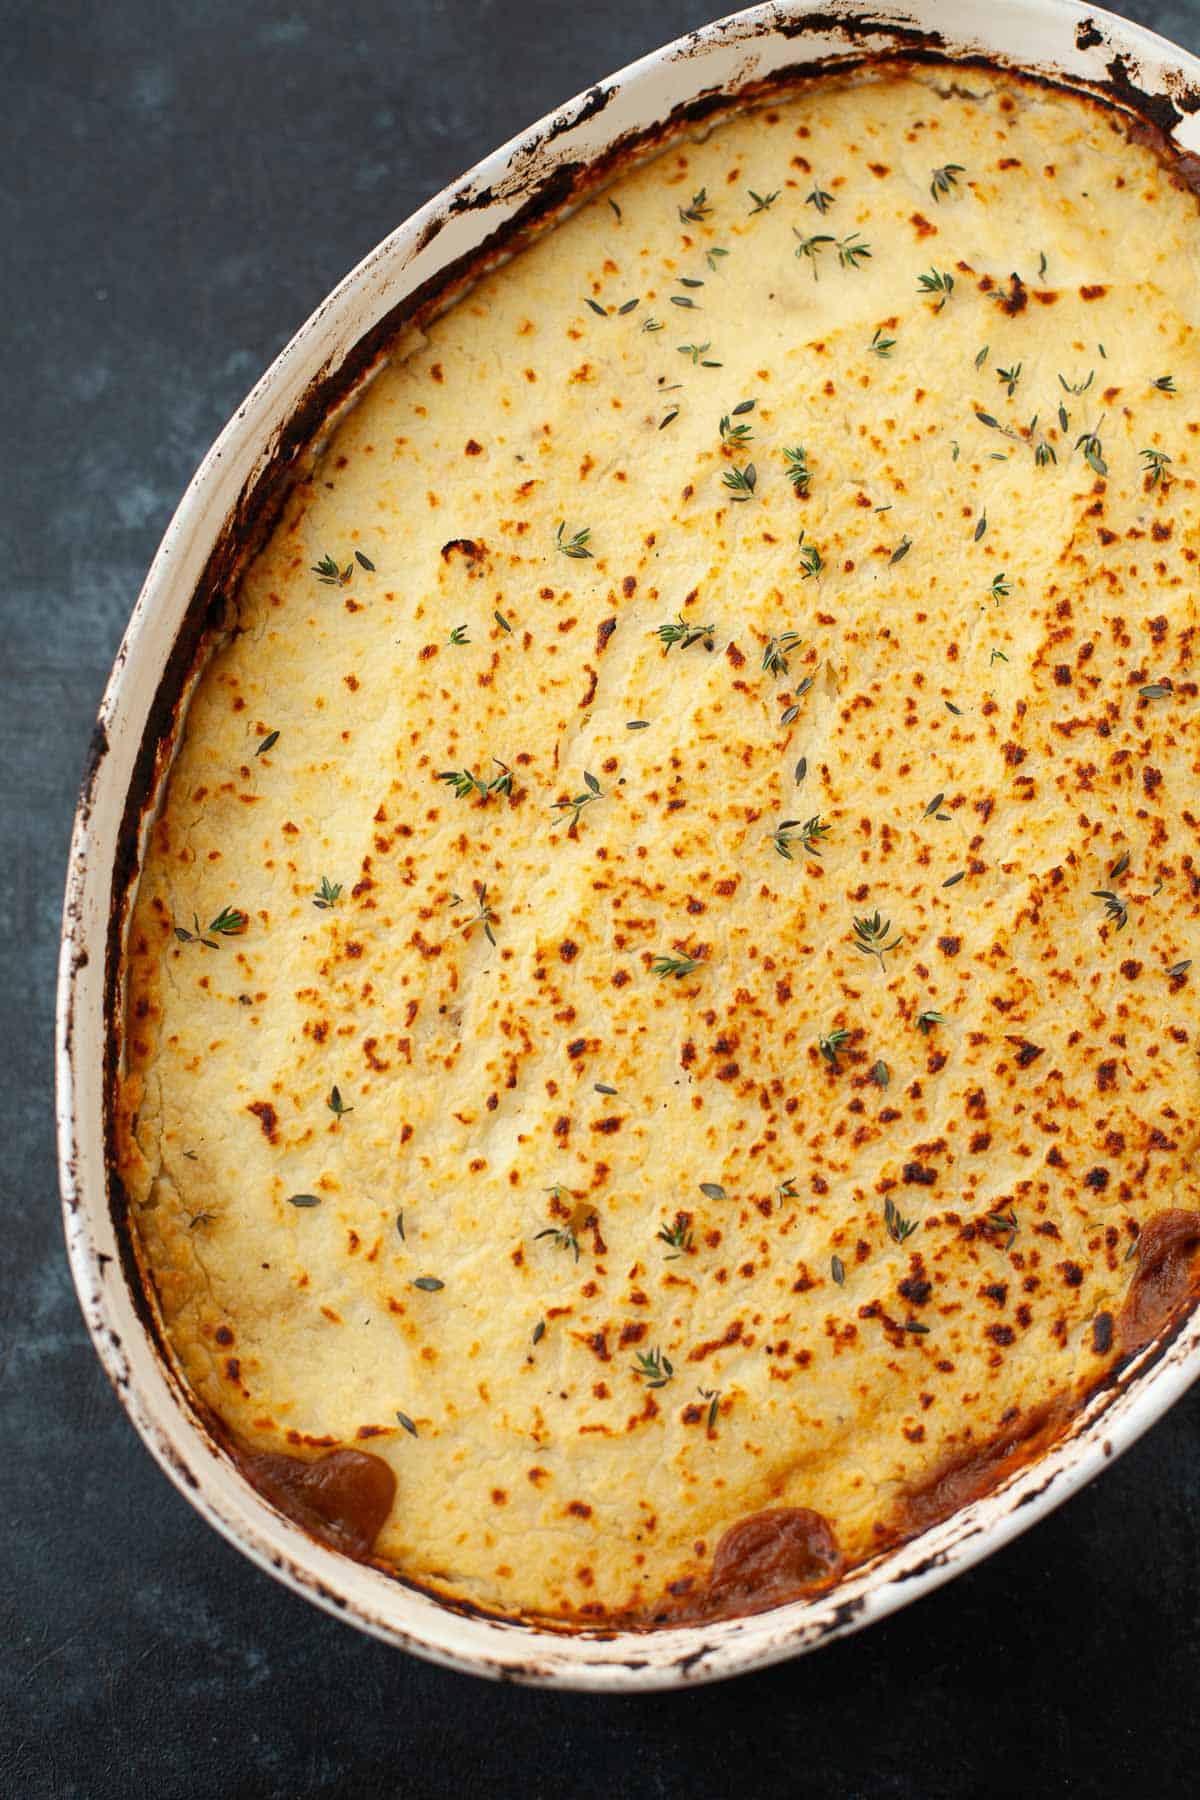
<box><xmin>118</xmin><ymin>67</ymin><xmax>1200</xmax><ymax>1623</ymax></box>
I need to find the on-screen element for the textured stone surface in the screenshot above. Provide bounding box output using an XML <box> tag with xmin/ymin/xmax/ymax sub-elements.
<box><xmin>6</xmin><ymin>3</ymin><xmax>1200</xmax><ymax>1794</ymax></box>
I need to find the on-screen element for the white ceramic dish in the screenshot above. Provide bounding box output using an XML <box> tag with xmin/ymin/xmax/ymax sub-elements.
<box><xmin>57</xmin><ymin>0</ymin><xmax>1200</xmax><ymax>1689</ymax></box>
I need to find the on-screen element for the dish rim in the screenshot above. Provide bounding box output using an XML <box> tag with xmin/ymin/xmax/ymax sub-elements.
<box><xmin>56</xmin><ymin>0</ymin><xmax>1200</xmax><ymax>1689</ymax></box>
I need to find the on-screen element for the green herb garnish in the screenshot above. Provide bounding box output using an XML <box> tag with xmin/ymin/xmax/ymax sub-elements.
<box><xmin>551</xmin><ymin>771</ymin><xmax>602</xmax><ymax>833</ymax></box>
<box><xmin>722</xmin><ymin>462</ymin><xmax>757</xmax><ymax>501</ymax></box>
<box><xmin>930</xmin><ymin>163</ymin><xmax>965</xmax><ymax>202</ymax></box>
<box><xmin>312</xmin><ymin>553</ymin><xmax>352</xmax><ymax>587</ymax></box>
<box><xmin>797</xmin><ymin>533</ymin><xmax>823</xmax><ymax>578</ymax></box>
<box><xmin>1092</xmin><ymin>889</ymin><xmax>1129</xmax><ymax>932</ymax></box>
<box><xmin>885</xmin><ymin>1196</ymin><xmax>918</xmax><ymax>1243</ymax></box>
<box><xmin>632</xmin><ymin>1346</ymin><xmax>674</xmax><ymax>1388</ymax></box>
<box><xmin>658</xmin><ymin>1218</ymin><xmax>694</xmax><ymax>1258</ymax></box>
<box><xmin>535</xmin><ymin>1224</ymin><xmax>581</xmax><ymax>1262</ymax></box>
<box><xmin>782</xmin><ymin>445</ymin><xmax>811</xmax><ymax>495</ymax></box>
<box><xmin>1075</xmin><ymin>425</ymin><xmax>1107</xmax><ymax>476</ymax></box>
<box><xmin>852</xmin><ymin>911</ymin><xmax>903</xmax><ymax>969</ymax></box>
<box><xmin>917</xmin><ymin>268</ymin><xmax>955</xmax><ymax>309</ymax></box>
<box><xmin>555</xmin><ymin>521</ymin><xmax>593</xmax><ymax>559</ymax></box>
<box><xmin>771</xmin><ymin>814</ymin><xmax>831</xmax><ymax>860</ymax></box>
<box><xmin>174</xmin><ymin>907</ymin><xmax>247</xmax><ymax>948</ymax></box>
<box><xmin>652</xmin><ymin>952</ymin><xmax>701</xmax><ymax>979</ymax></box>
<box><xmin>1142</xmin><ymin>447</ymin><xmax>1172</xmax><ymax>487</ymax></box>
<box><xmin>762</xmin><ymin>630</ymin><xmax>803</xmax><ymax>677</ymax></box>
<box><xmin>793</xmin><ymin>230</ymin><xmax>835</xmax><ymax>276</ymax></box>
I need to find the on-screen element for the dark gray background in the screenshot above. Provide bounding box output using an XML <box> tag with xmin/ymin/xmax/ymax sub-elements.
<box><xmin>7</xmin><ymin>2</ymin><xmax>1200</xmax><ymax>1794</ymax></box>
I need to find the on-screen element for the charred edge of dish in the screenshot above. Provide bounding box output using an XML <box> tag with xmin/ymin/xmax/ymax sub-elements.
<box><xmin>773</xmin><ymin>9</ymin><xmax>947</xmax><ymax>52</ymax></box>
<box><xmin>105</xmin><ymin>1166</ymin><xmax>180</xmax><ymax>1378</ymax></box>
<box><xmin>96</xmin><ymin>41</ymin><xmax>1200</xmax><ymax>1630</ymax></box>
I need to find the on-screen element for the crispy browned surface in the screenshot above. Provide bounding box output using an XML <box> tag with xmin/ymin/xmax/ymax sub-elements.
<box><xmin>117</xmin><ymin>67</ymin><xmax>1200</xmax><ymax>1624</ymax></box>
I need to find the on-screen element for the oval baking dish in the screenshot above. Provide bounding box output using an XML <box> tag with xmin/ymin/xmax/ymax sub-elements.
<box><xmin>58</xmin><ymin>0</ymin><xmax>1200</xmax><ymax>1688</ymax></box>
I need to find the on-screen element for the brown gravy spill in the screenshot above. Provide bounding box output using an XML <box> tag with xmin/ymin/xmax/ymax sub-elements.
<box><xmin>894</xmin><ymin>1397</ymin><xmax>1064</xmax><ymax>1535</ymax></box>
<box><xmin>704</xmin><ymin>1508</ymin><xmax>842</xmax><ymax>1617</ymax></box>
<box><xmin>1119</xmin><ymin>1209</ymin><xmax>1200</xmax><ymax>1349</ymax></box>
<box><xmin>240</xmin><ymin>1447</ymin><xmax>396</xmax><ymax>1558</ymax></box>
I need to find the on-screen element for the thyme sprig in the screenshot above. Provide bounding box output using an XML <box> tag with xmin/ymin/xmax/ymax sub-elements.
<box><xmin>1142</xmin><ymin>447</ymin><xmax>1172</xmax><ymax>487</ymax></box>
<box><xmin>806</xmin><ymin>184</ymin><xmax>834</xmax><ymax>213</ymax></box>
<box><xmin>555</xmin><ymin>521</ymin><xmax>593</xmax><ymax>559</ymax></box>
<box><xmin>818</xmin><ymin>1027</ymin><xmax>851</xmax><ymax>1068</ymax></box>
<box><xmin>313</xmin><ymin>877</ymin><xmax>342</xmax><ymax>910</ymax></box>
<box><xmin>174</xmin><ymin>906</ymin><xmax>247</xmax><ymax>947</ymax></box>
<box><xmin>678</xmin><ymin>187</ymin><xmax>711</xmax><ymax>223</ymax></box>
<box><xmin>983</xmin><ymin>1208</ymin><xmax>1019</xmax><ymax>1251</ymax></box>
<box><xmin>1092</xmin><ymin>889</ymin><xmax>1129</xmax><ymax>932</ymax></box>
<box><xmin>327</xmin><ymin>1085</ymin><xmax>353</xmax><ymax>1120</ymax></box>
<box><xmin>459</xmin><ymin>882</ymin><xmax>498</xmax><ymax>946</ymax></box>
<box><xmin>762</xmin><ymin>630</ymin><xmax>803</xmax><ymax>677</ymax></box>
<box><xmin>551</xmin><ymin>771</ymin><xmax>603</xmax><ymax>833</ymax></box>
<box><xmin>722</xmin><ymin>462</ymin><xmax>757</xmax><ymax>501</ymax></box>
<box><xmin>917</xmin><ymin>1009</ymin><xmax>947</xmax><ymax>1034</ymax></box>
<box><xmin>652</xmin><ymin>952</ymin><xmax>701</xmax><ymax>979</ymax></box>
<box><xmin>699</xmin><ymin>1387</ymin><xmax>722</xmax><ymax>1430</ymax></box>
<box><xmin>917</xmin><ymin>268</ymin><xmax>955</xmax><ymax>310</ymax></box>
<box><xmin>312</xmin><ymin>553</ymin><xmax>353</xmax><ymax>587</ymax></box>
<box><xmin>678</xmin><ymin>340</ymin><xmax>721</xmax><ymax>366</ymax></box>
<box><xmin>852</xmin><ymin>911</ymin><xmax>903</xmax><ymax>969</ymax></box>
<box><xmin>771</xmin><ymin>814</ymin><xmax>831</xmax><ymax>860</ymax></box>
<box><xmin>655</xmin><ymin>612</ymin><xmax>714</xmax><ymax>652</ymax></box>
<box><xmin>748</xmin><ymin>189</ymin><xmax>779</xmax><ymax>213</ymax></box>
<box><xmin>885</xmin><ymin>1196</ymin><xmax>918</xmax><ymax>1243</ymax></box>
<box><xmin>535</xmin><ymin>1224</ymin><xmax>581</xmax><ymax>1262</ymax></box>
<box><xmin>1075</xmin><ymin>423</ymin><xmax>1108</xmax><ymax>477</ymax></box>
<box><xmin>930</xmin><ymin>163</ymin><xmax>965</xmax><ymax>202</ymax></box>
<box><xmin>793</xmin><ymin>229</ymin><xmax>834</xmax><ymax>276</ymax></box>
<box><xmin>869</xmin><ymin>326</ymin><xmax>896</xmax><ymax>357</ymax></box>
<box><xmin>437</xmin><ymin>759</ymin><xmax>512</xmax><ymax>803</ymax></box>
<box><xmin>632</xmin><ymin>1346</ymin><xmax>674</xmax><ymax>1388</ymax></box>
<box><xmin>719</xmin><ymin>406</ymin><xmax>755</xmax><ymax>445</ymax></box>
<box><xmin>782</xmin><ymin>445</ymin><xmax>811</xmax><ymax>495</ymax></box>
<box><xmin>797</xmin><ymin>533</ymin><xmax>823</xmax><ymax>579</ymax></box>
<box><xmin>658</xmin><ymin>1217</ymin><xmax>693</xmax><ymax>1259</ymax></box>
<box><xmin>1059</xmin><ymin>370</ymin><xmax>1094</xmax><ymax>395</ymax></box>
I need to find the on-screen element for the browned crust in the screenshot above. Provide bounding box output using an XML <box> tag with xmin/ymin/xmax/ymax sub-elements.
<box><xmin>96</xmin><ymin>33</ymin><xmax>1200</xmax><ymax>1636</ymax></box>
